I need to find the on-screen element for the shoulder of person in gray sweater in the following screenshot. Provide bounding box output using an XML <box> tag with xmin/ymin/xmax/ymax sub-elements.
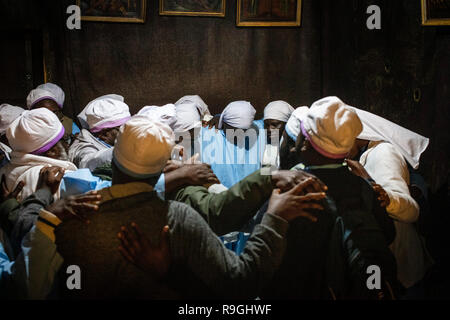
<box><xmin>55</xmin><ymin>190</ymin><xmax>289</xmax><ymax>299</ymax></box>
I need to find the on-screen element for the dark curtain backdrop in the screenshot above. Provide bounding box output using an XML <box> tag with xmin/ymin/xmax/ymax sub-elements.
<box><xmin>0</xmin><ymin>0</ymin><xmax>449</xmax><ymax>192</ymax></box>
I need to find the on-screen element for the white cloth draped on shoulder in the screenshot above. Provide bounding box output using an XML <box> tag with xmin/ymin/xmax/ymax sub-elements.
<box><xmin>0</xmin><ymin>152</ymin><xmax>77</xmax><ymax>202</ymax></box>
<box><xmin>349</xmin><ymin>106</ymin><xmax>429</xmax><ymax>169</ymax></box>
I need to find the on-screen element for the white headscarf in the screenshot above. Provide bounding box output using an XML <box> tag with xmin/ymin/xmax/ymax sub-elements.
<box><xmin>173</xmin><ymin>102</ymin><xmax>202</xmax><ymax>133</ymax></box>
<box><xmin>219</xmin><ymin>101</ymin><xmax>256</xmax><ymax>130</ymax></box>
<box><xmin>348</xmin><ymin>106</ymin><xmax>429</xmax><ymax>169</ymax></box>
<box><xmin>113</xmin><ymin>115</ymin><xmax>175</xmax><ymax>178</ymax></box>
<box><xmin>78</xmin><ymin>94</ymin><xmax>131</xmax><ymax>133</ymax></box>
<box><xmin>138</xmin><ymin>104</ymin><xmax>177</xmax><ymax>129</ymax></box>
<box><xmin>301</xmin><ymin>97</ymin><xmax>362</xmax><ymax>158</ymax></box>
<box><xmin>285</xmin><ymin>106</ymin><xmax>309</xmax><ymax>141</ymax></box>
<box><xmin>0</xmin><ymin>104</ymin><xmax>25</xmax><ymax>135</ymax></box>
<box><xmin>175</xmin><ymin>95</ymin><xmax>211</xmax><ymax>118</ymax></box>
<box><xmin>0</xmin><ymin>142</ymin><xmax>12</xmax><ymax>161</ymax></box>
<box><xmin>7</xmin><ymin>108</ymin><xmax>65</xmax><ymax>154</ymax></box>
<box><xmin>263</xmin><ymin>100</ymin><xmax>295</xmax><ymax>123</ymax></box>
<box><xmin>26</xmin><ymin>83</ymin><xmax>65</xmax><ymax>109</ymax></box>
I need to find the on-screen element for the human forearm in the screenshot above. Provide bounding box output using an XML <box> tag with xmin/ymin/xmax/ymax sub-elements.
<box><xmin>164</xmin><ymin>169</ymin><xmax>189</xmax><ymax>194</ymax></box>
<box><xmin>385</xmin><ymin>190</ymin><xmax>419</xmax><ymax>223</ymax></box>
<box><xmin>173</xmin><ymin>169</ymin><xmax>272</xmax><ymax>235</ymax></box>
<box><xmin>0</xmin><ymin>208</ymin><xmax>63</xmax><ymax>299</ymax></box>
<box><xmin>0</xmin><ymin>198</ymin><xmax>20</xmax><ymax>236</ymax></box>
<box><xmin>170</xmin><ymin>206</ymin><xmax>288</xmax><ymax>299</ymax></box>
<box><xmin>24</xmin><ymin>220</ymin><xmax>63</xmax><ymax>299</ymax></box>
<box><xmin>9</xmin><ymin>188</ymin><xmax>54</xmax><ymax>254</ymax></box>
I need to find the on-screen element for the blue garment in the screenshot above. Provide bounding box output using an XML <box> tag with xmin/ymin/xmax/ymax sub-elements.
<box><xmin>60</xmin><ymin>168</ymin><xmax>166</xmax><ymax>200</ymax></box>
<box><xmin>408</xmin><ymin>167</ymin><xmax>428</xmax><ymax>200</ymax></box>
<box><xmin>200</xmin><ymin>123</ymin><xmax>265</xmax><ymax>188</ymax></box>
<box><xmin>253</xmin><ymin>119</ymin><xmax>265</xmax><ymax>130</ymax></box>
<box><xmin>72</xmin><ymin>122</ymin><xmax>81</xmax><ymax>135</ymax></box>
<box><xmin>0</xmin><ymin>228</ymin><xmax>14</xmax><ymax>287</ymax></box>
<box><xmin>60</xmin><ymin>169</ymin><xmax>112</xmax><ymax>197</ymax></box>
<box><xmin>1</xmin><ymin>226</ymin><xmax>60</xmax><ymax>299</ymax></box>
<box><xmin>202</xmin><ymin>120</ymin><xmax>266</xmax><ymax>253</ymax></box>
<box><xmin>154</xmin><ymin>173</ymin><xmax>165</xmax><ymax>200</ymax></box>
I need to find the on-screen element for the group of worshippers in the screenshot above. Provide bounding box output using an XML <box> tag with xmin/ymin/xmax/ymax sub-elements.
<box><xmin>0</xmin><ymin>82</ymin><xmax>433</xmax><ymax>299</ymax></box>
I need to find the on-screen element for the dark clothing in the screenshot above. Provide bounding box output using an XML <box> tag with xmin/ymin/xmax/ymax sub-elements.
<box><xmin>0</xmin><ymin>189</ymin><xmax>54</xmax><ymax>256</ymax></box>
<box><xmin>55</xmin><ymin>182</ymin><xmax>288</xmax><ymax>299</ymax></box>
<box><xmin>92</xmin><ymin>163</ymin><xmax>113</xmax><ymax>181</ymax></box>
<box><xmin>171</xmin><ymin>169</ymin><xmax>273</xmax><ymax>236</ymax></box>
<box><xmin>262</xmin><ymin>164</ymin><xmax>395</xmax><ymax>299</ymax></box>
<box><xmin>61</xmin><ymin>116</ymin><xmax>75</xmax><ymax>145</ymax></box>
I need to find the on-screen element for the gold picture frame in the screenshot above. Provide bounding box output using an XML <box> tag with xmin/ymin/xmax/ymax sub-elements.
<box><xmin>421</xmin><ymin>0</ymin><xmax>450</xmax><ymax>26</ymax></box>
<box><xmin>237</xmin><ymin>0</ymin><xmax>302</xmax><ymax>27</ymax></box>
<box><xmin>159</xmin><ymin>0</ymin><xmax>226</xmax><ymax>17</ymax></box>
<box><xmin>77</xmin><ymin>0</ymin><xmax>147</xmax><ymax>23</ymax></box>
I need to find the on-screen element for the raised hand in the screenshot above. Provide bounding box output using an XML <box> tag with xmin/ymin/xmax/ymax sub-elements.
<box><xmin>182</xmin><ymin>163</ymin><xmax>220</xmax><ymax>186</ymax></box>
<box><xmin>1</xmin><ymin>174</ymin><xmax>25</xmax><ymax>202</ymax></box>
<box><xmin>372</xmin><ymin>183</ymin><xmax>390</xmax><ymax>208</ymax></box>
<box><xmin>36</xmin><ymin>166</ymin><xmax>66</xmax><ymax>195</ymax></box>
<box><xmin>271</xmin><ymin>170</ymin><xmax>327</xmax><ymax>193</ymax></box>
<box><xmin>45</xmin><ymin>190</ymin><xmax>101</xmax><ymax>223</ymax></box>
<box><xmin>163</xmin><ymin>160</ymin><xmax>183</xmax><ymax>173</ymax></box>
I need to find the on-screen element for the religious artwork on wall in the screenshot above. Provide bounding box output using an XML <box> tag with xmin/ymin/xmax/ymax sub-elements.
<box><xmin>237</xmin><ymin>0</ymin><xmax>302</xmax><ymax>27</ymax></box>
<box><xmin>159</xmin><ymin>0</ymin><xmax>226</xmax><ymax>17</ymax></box>
<box><xmin>77</xmin><ymin>0</ymin><xmax>147</xmax><ymax>23</ymax></box>
<box><xmin>421</xmin><ymin>0</ymin><xmax>450</xmax><ymax>25</ymax></box>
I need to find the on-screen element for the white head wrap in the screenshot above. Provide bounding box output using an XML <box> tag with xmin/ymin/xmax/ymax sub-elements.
<box><xmin>285</xmin><ymin>106</ymin><xmax>309</xmax><ymax>141</ymax></box>
<box><xmin>348</xmin><ymin>106</ymin><xmax>429</xmax><ymax>169</ymax></box>
<box><xmin>175</xmin><ymin>95</ymin><xmax>211</xmax><ymax>118</ymax></box>
<box><xmin>173</xmin><ymin>102</ymin><xmax>202</xmax><ymax>133</ymax></box>
<box><xmin>78</xmin><ymin>94</ymin><xmax>131</xmax><ymax>133</ymax></box>
<box><xmin>218</xmin><ymin>101</ymin><xmax>256</xmax><ymax>130</ymax></box>
<box><xmin>286</xmin><ymin>97</ymin><xmax>362</xmax><ymax>159</ymax></box>
<box><xmin>0</xmin><ymin>142</ymin><xmax>12</xmax><ymax>161</ymax></box>
<box><xmin>6</xmin><ymin>108</ymin><xmax>65</xmax><ymax>154</ymax></box>
<box><xmin>263</xmin><ymin>100</ymin><xmax>295</xmax><ymax>123</ymax></box>
<box><xmin>113</xmin><ymin>115</ymin><xmax>175</xmax><ymax>178</ymax></box>
<box><xmin>0</xmin><ymin>104</ymin><xmax>25</xmax><ymax>136</ymax></box>
<box><xmin>138</xmin><ymin>104</ymin><xmax>177</xmax><ymax>129</ymax></box>
<box><xmin>26</xmin><ymin>83</ymin><xmax>65</xmax><ymax>109</ymax></box>
<box><xmin>303</xmin><ymin>97</ymin><xmax>362</xmax><ymax>158</ymax></box>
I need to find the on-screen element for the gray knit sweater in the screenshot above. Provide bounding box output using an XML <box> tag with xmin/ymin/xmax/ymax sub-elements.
<box><xmin>55</xmin><ymin>182</ymin><xmax>288</xmax><ymax>299</ymax></box>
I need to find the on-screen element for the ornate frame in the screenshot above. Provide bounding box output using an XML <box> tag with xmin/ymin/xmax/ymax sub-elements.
<box><xmin>159</xmin><ymin>0</ymin><xmax>226</xmax><ymax>17</ymax></box>
<box><xmin>421</xmin><ymin>0</ymin><xmax>450</xmax><ymax>26</ymax></box>
<box><xmin>76</xmin><ymin>0</ymin><xmax>147</xmax><ymax>23</ymax></box>
<box><xmin>237</xmin><ymin>0</ymin><xmax>302</xmax><ymax>27</ymax></box>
